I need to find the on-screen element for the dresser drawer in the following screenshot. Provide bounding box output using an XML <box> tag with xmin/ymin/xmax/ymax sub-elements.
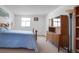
<box><xmin>46</xmin><ymin>32</ymin><xmax>60</xmax><ymax>46</ymax></box>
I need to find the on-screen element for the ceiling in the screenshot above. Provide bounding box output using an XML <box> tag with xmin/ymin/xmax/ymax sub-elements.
<box><xmin>4</xmin><ymin>5</ymin><xmax>60</xmax><ymax>15</ymax></box>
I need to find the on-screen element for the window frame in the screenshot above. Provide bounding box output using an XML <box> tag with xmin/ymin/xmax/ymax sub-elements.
<box><xmin>21</xmin><ymin>17</ymin><xmax>31</xmax><ymax>27</ymax></box>
<box><xmin>53</xmin><ymin>18</ymin><xmax>61</xmax><ymax>27</ymax></box>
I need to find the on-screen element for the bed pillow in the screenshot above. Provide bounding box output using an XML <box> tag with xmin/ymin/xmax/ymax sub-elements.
<box><xmin>0</xmin><ymin>27</ymin><xmax>8</xmax><ymax>32</ymax></box>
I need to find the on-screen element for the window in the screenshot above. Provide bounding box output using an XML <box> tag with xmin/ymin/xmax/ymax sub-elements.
<box><xmin>53</xmin><ymin>18</ymin><xmax>61</xmax><ymax>27</ymax></box>
<box><xmin>21</xmin><ymin>17</ymin><xmax>31</xmax><ymax>27</ymax></box>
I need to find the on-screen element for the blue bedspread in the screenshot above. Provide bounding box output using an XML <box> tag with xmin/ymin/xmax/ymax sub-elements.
<box><xmin>0</xmin><ymin>30</ymin><xmax>37</xmax><ymax>50</ymax></box>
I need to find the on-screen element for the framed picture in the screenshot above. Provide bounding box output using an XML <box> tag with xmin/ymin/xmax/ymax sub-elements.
<box><xmin>34</xmin><ymin>17</ymin><xmax>38</xmax><ymax>21</ymax></box>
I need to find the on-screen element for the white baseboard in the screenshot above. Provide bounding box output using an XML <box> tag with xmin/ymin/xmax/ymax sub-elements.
<box><xmin>37</xmin><ymin>35</ymin><xmax>46</xmax><ymax>37</ymax></box>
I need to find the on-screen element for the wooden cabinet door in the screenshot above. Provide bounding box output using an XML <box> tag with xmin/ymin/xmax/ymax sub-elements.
<box><xmin>60</xmin><ymin>15</ymin><xmax>69</xmax><ymax>51</ymax></box>
<box><xmin>61</xmin><ymin>16</ymin><xmax>69</xmax><ymax>35</ymax></box>
<box><xmin>61</xmin><ymin>35</ymin><xmax>69</xmax><ymax>47</ymax></box>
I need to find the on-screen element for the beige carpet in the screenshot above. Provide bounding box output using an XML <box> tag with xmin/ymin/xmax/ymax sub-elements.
<box><xmin>0</xmin><ymin>36</ymin><xmax>62</xmax><ymax>53</ymax></box>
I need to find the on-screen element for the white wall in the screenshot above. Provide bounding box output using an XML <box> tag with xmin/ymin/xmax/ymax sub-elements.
<box><xmin>13</xmin><ymin>15</ymin><xmax>46</xmax><ymax>35</ymax></box>
<box><xmin>46</xmin><ymin>5</ymin><xmax>76</xmax><ymax>52</ymax></box>
<box><xmin>0</xmin><ymin>5</ymin><xmax>14</xmax><ymax>29</ymax></box>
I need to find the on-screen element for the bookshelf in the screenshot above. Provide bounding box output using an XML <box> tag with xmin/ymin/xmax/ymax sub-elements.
<box><xmin>75</xmin><ymin>6</ymin><xmax>79</xmax><ymax>52</ymax></box>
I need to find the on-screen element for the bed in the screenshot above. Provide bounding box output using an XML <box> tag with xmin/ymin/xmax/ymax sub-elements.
<box><xmin>0</xmin><ymin>29</ymin><xmax>38</xmax><ymax>52</ymax></box>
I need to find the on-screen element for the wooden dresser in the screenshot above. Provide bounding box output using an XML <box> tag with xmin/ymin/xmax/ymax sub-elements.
<box><xmin>46</xmin><ymin>15</ymin><xmax>69</xmax><ymax>52</ymax></box>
